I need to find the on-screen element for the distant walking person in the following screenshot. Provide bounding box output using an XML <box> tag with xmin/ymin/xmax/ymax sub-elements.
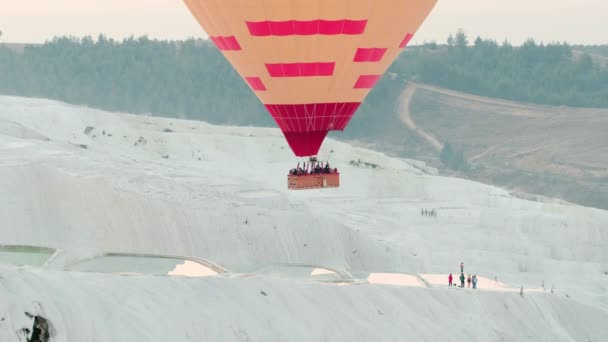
<box><xmin>472</xmin><ymin>275</ymin><xmax>478</xmax><ymax>289</ymax></box>
<box><xmin>467</xmin><ymin>275</ymin><xmax>472</xmax><ymax>288</ymax></box>
<box><xmin>449</xmin><ymin>273</ymin><xmax>453</xmax><ymax>287</ymax></box>
<box><xmin>459</xmin><ymin>273</ymin><xmax>465</xmax><ymax>288</ymax></box>
<box><xmin>460</xmin><ymin>262</ymin><xmax>464</xmax><ymax>273</ymax></box>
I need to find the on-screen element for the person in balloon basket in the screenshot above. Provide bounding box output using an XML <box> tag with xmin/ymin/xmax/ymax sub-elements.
<box><xmin>448</xmin><ymin>273</ymin><xmax>453</xmax><ymax>287</ymax></box>
<box><xmin>459</xmin><ymin>273</ymin><xmax>465</xmax><ymax>288</ymax></box>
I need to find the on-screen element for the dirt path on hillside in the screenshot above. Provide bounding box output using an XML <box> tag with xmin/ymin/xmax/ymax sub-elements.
<box><xmin>413</xmin><ymin>83</ymin><xmax>526</xmax><ymax>108</ymax></box>
<box><xmin>397</xmin><ymin>81</ymin><xmax>556</xmax><ymax>153</ymax></box>
<box><xmin>398</xmin><ymin>84</ymin><xmax>443</xmax><ymax>151</ymax></box>
<box><xmin>412</xmin><ymin>83</ymin><xmax>550</xmax><ymax>117</ymax></box>
<box><xmin>468</xmin><ymin>145</ymin><xmax>498</xmax><ymax>163</ymax></box>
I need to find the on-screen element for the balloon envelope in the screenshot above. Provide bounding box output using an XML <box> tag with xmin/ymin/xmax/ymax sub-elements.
<box><xmin>184</xmin><ymin>0</ymin><xmax>437</xmax><ymax>156</ymax></box>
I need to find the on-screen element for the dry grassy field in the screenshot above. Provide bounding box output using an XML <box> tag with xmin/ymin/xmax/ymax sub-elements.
<box><xmin>396</xmin><ymin>83</ymin><xmax>608</xmax><ymax>209</ymax></box>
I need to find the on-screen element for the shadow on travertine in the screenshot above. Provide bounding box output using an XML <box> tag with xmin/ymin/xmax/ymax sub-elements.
<box><xmin>65</xmin><ymin>253</ymin><xmax>226</xmax><ymax>277</ymax></box>
<box><xmin>367</xmin><ymin>273</ymin><xmax>425</xmax><ymax>287</ymax></box>
<box><xmin>0</xmin><ymin>245</ymin><xmax>57</xmax><ymax>268</ymax></box>
<box><xmin>1</xmin><ymin>245</ymin><xmax>546</xmax><ymax>293</ymax></box>
<box><xmin>240</xmin><ymin>264</ymin><xmax>355</xmax><ymax>284</ymax></box>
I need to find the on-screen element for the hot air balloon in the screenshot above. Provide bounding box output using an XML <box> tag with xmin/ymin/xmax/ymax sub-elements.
<box><xmin>183</xmin><ymin>0</ymin><xmax>437</xmax><ymax>189</ymax></box>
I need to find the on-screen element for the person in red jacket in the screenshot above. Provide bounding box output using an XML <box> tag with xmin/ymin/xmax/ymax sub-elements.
<box><xmin>448</xmin><ymin>273</ymin><xmax>454</xmax><ymax>287</ymax></box>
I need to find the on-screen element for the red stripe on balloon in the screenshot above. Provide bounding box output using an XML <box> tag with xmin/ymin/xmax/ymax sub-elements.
<box><xmin>263</xmin><ymin>102</ymin><xmax>361</xmax><ymax>156</ymax></box>
<box><xmin>210</xmin><ymin>36</ymin><xmax>242</xmax><ymax>51</ymax></box>
<box><xmin>245</xmin><ymin>77</ymin><xmax>266</xmax><ymax>91</ymax></box>
<box><xmin>264</xmin><ymin>102</ymin><xmax>361</xmax><ymax>130</ymax></box>
<box><xmin>354</xmin><ymin>75</ymin><xmax>382</xmax><ymax>89</ymax></box>
<box><xmin>399</xmin><ymin>33</ymin><xmax>413</xmax><ymax>48</ymax></box>
<box><xmin>265</xmin><ymin>62</ymin><xmax>335</xmax><ymax>77</ymax></box>
<box><xmin>353</xmin><ymin>48</ymin><xmax>388</xmax><ymax>62</ymax></box>
<box><xmin>246</xmin><ymin>20</ymin><xmax>367</xmax><ymax>36</ymax></box>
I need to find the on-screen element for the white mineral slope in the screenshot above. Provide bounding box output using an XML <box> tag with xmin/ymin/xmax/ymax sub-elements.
<box><xmin>0</xmin><ymin>95</ymin><xmax>607</xmax><ymax>341</ymax></box>
<box><xmin>2</xmin><ymin>265</ymin><xmax>608</xmax><ymax>342</ymax></box>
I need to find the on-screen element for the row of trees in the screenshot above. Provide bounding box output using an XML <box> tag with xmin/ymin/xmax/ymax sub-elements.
<box><xmin>0</xmin><ymin>34</ymin><xmax>406</xmax><ymax>138</ymax></box>
<box><xmin>391</xmin><ymin>30</ymin><xmax>608</xmax><ymax>107</ymax></box>
<box><xmin>1</xmin><ymin>32</ymin><xmax>607</xmax><ymax>131</ymax></box>
<box><xmin>0</xmin><ymin>36</ymin><xmax>272</xmax><ymax>126</ymax></box>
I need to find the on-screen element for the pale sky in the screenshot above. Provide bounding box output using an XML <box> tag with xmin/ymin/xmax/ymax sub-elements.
<box><xmin>0</xmin><ymin>0</ymin><xmax>606</xmax><ymax>45</ymax></box>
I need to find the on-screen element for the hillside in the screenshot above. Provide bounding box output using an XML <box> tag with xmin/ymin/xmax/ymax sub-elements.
<box><xmin>349</xmin><ymin>82</ymin><xmax>608</xmax><ymax>209</ymax></box>
<box><xmin>1</xmin><ymin>96</ymin><xmax>608</xmax><ymax>340</ymax></box>
<box><xmin>406</xmin><ymin>84</ymin><xmax>608</xmax><ymax>209</ymax></box>
<box><xmin>1</xmin><ymin>36</ymin><xmax>607</xmax><ymax>209</ymax></box>
<box><xmin>1</xmin><ymin>35</ymin><xmax>607</xmax><ymax>126</ymax></box>
<box><xmin>575</xmin><ymin>45</ymin><xmax>608</xmax><ymax>59</ymax></box>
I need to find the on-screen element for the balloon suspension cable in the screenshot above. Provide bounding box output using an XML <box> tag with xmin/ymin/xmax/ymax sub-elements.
<box><xmin>310</xmin><ymin>156</ymin><xmax>320</xmax><ymax>173</ymax></box>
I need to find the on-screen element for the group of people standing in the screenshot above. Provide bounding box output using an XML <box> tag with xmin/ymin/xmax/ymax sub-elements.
<box><xmin>421</xmin><ymin>208</ymin><xmax>437</xmax><ymax>217</ymax></box>
<box><xmin>448</xmin><ymin>262</ymin><xmax>478</xmax><ymax>289</ymax></box>
<box><xmin>289</xmin><ymin>161</ymin><xmax>337</xmax><ymax>176</ymax></box>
